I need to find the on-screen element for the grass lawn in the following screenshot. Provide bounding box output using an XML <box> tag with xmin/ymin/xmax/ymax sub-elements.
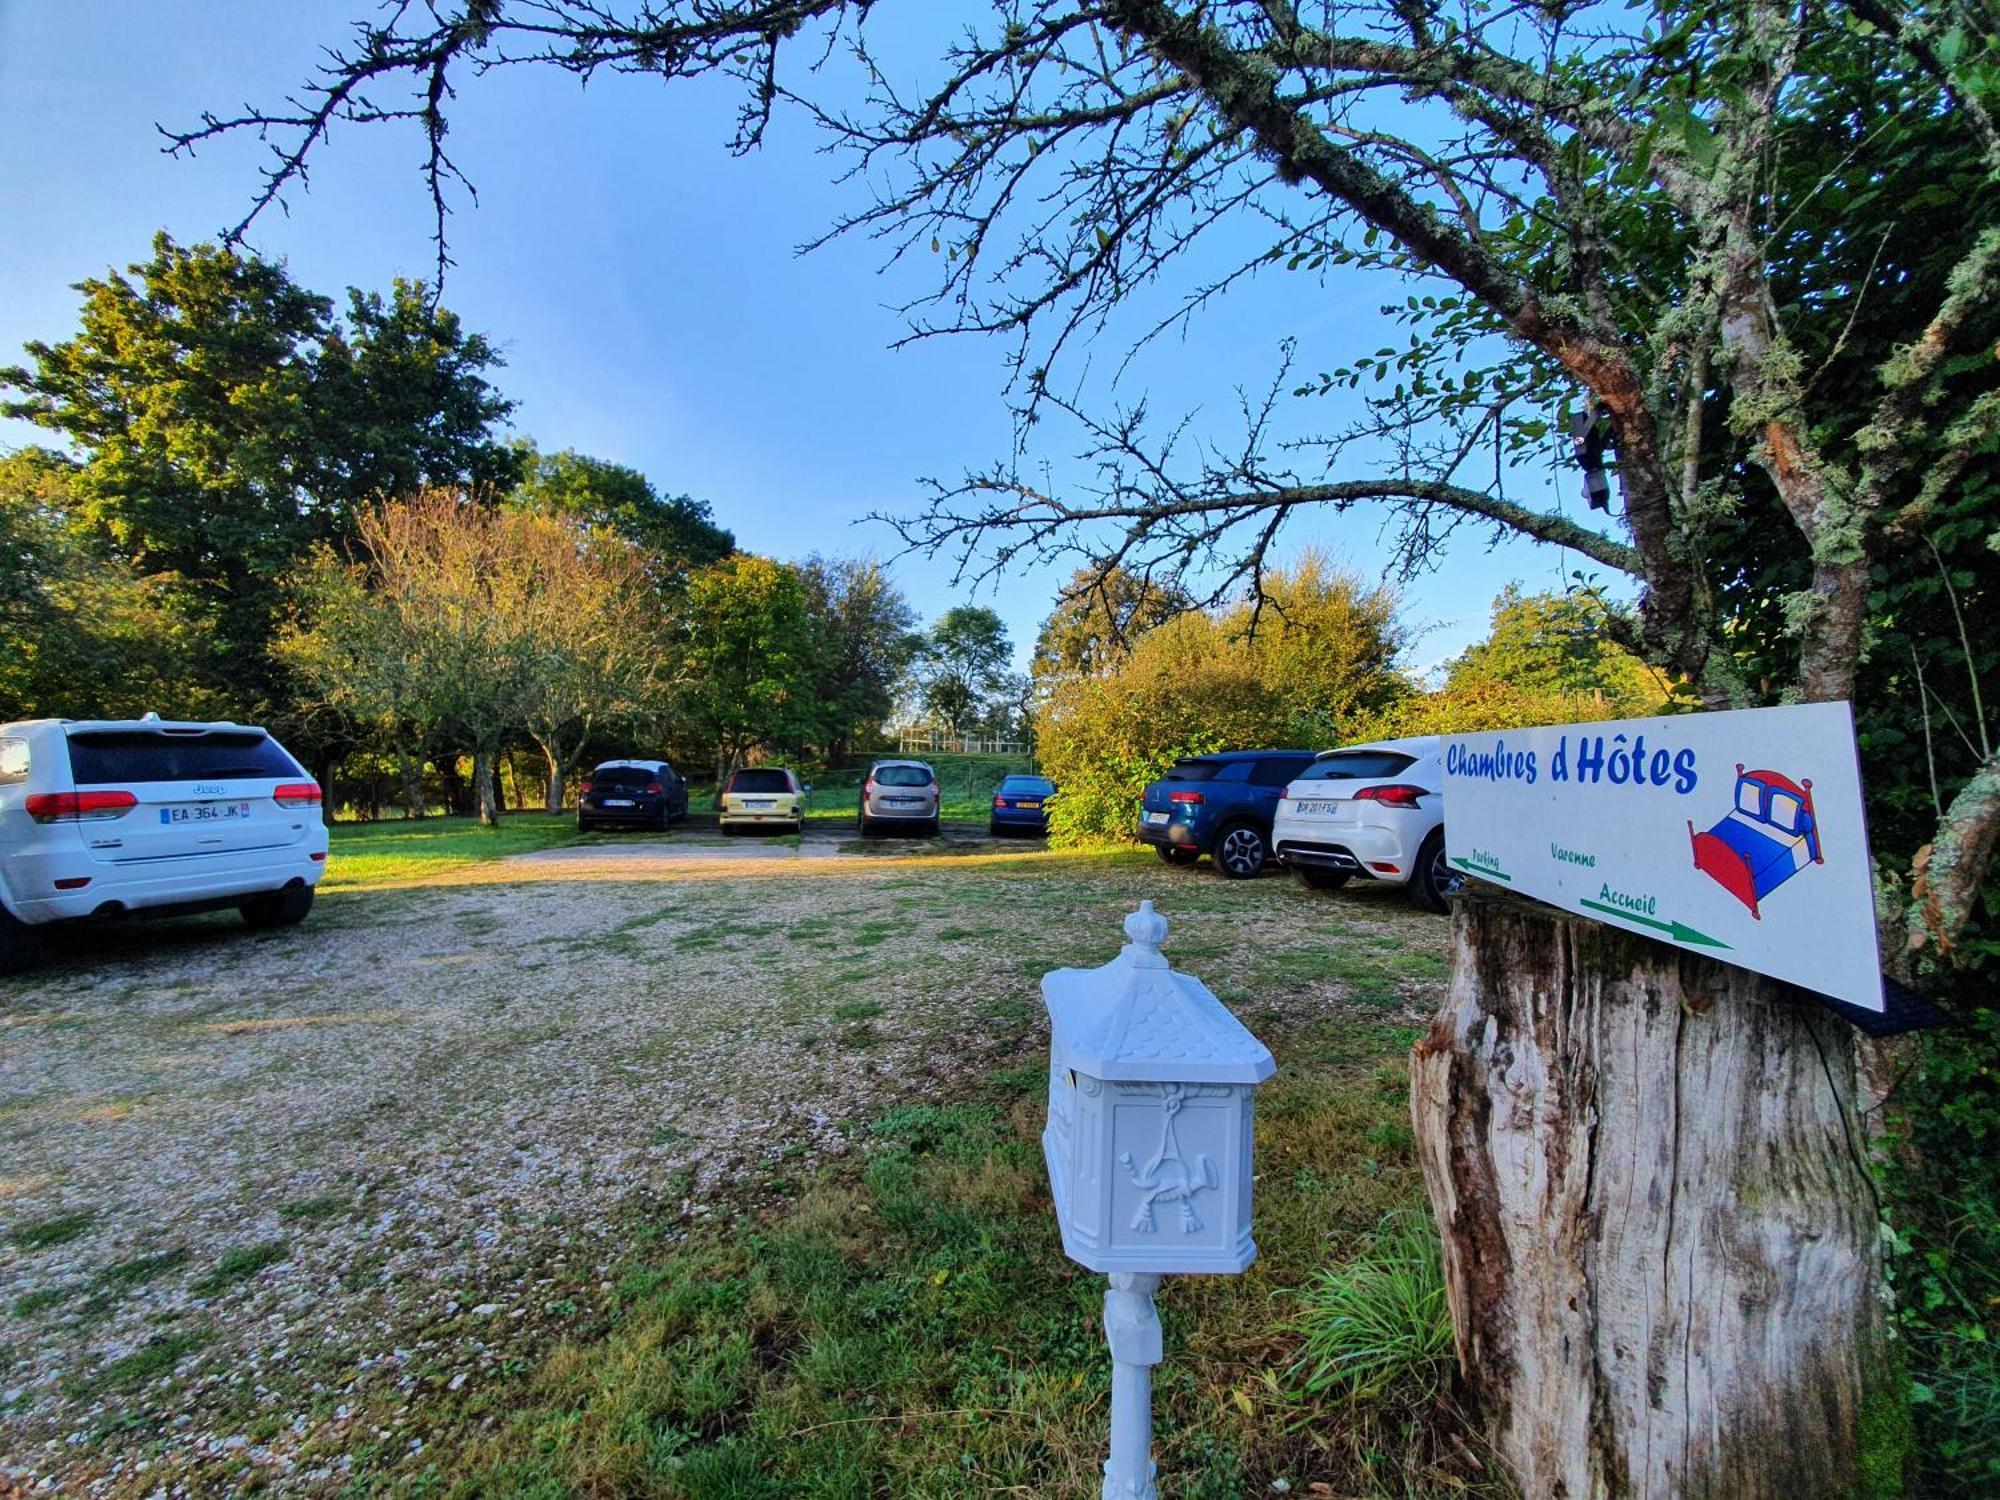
<box><xmin>322</xmin><ymin>810</ymin><xmax>587</xmax><ymax>889</ymax></box>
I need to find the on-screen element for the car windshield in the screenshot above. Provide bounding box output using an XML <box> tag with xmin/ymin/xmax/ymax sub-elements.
<box><xmin>1296</xmin><ymin>750</ymin><xmax>1418</xmax><ymax>782</ymax></box>
<box><xmin>875</xmin><ymin>765</ymin><xmax>933</xmax><ymax>787</ymax></box>
<box><xmin>1163</xmin><ymin>760</ymin><xmax>1225</xmax><ymax>782</ymax></box>
<box><xmin>1001</xmin><ymin>776</ymin><xmax>1054</xmax><ymax>794</ymax></box>
<box><xmin>592</xmin><ymin>767</ymin><xmax>659</xmax><ymax>790</ymax></box>
<box><xmin>729</xmin><ymin>769</ymin><xmax>792</xmax><ymax>793</ymax></box>
<box><xmin>66</xmin><ymin>730</ymin><xmax>302</xmax><ymax>785</ymax></box>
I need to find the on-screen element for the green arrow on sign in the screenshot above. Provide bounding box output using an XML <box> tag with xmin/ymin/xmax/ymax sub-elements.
<box><xmin>1449</xmin><ymin>856</ymin><xmax>1511</xmax><ymax>882</ymax></box>
<box><xmin>1578</xmin><ymin>898</ymin><xmax>1730</xmax><ymax>950</ymax></box>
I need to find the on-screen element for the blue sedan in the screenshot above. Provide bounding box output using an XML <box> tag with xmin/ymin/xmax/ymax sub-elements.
<box><xmin>989</xmin><ymin>774</ymin><xmax>1056</xmax><ymax>836</ymax></box>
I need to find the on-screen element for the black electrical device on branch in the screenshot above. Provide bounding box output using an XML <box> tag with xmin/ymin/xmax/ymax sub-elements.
<box><xmin>1569</xmin><ymin>402</ymin><xmax>1613</xmax><ymax>510</ymax></box>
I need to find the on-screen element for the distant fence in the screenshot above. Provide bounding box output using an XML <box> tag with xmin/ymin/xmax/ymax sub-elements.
<box><xmin>893</xmin><ymin>726</ymin><xmax>1034</xmax><ymax>758</ymax></box>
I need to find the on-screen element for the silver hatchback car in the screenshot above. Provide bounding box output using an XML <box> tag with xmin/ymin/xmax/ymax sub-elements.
<box><xmin>859</xmin><ymin>759</ymin><xmax>941</xmax><ymax>837</ymax></box>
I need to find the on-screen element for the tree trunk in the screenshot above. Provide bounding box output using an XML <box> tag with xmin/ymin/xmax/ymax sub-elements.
<box><xmin>534</xmin><ymin>736</ymin><xmax>570</xmax><ymax>813</ymax></box>
<box><xmin>394</xmin><ymin>743</ymin><xmax>426</xmax><ymax>820</ymax></box>
<box><xmin>472</xmin><ymin>750</ymin><xmax>502</xmax><ymax>827</ymax></box>
<box><xmin>1411</xmin><ymin>889</ymin><xmax>1907</xmax><ymax>1500</ymax></box>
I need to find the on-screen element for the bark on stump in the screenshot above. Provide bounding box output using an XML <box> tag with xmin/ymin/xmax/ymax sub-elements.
<box><xmin>1411</xmin><ymin>889</ymin><xmax>1905</xmax><ymax>1499</ymax></box>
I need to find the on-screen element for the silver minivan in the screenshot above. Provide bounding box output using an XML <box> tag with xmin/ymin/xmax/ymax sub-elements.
<box><xmin>0</xmin><ymin>716</ymin><xmax>329</xmax><ymax>973</ymax></box>
<box><xmin>859</xmin><ymin>759</ymin><xmax>940</xmax><ymax>837</ymax></box>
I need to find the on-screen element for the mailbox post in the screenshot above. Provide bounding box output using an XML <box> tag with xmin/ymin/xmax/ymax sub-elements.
<box><xmin>1042</xmin><ymin>901</ymin><xmax>1275</xmax><ymax>1499</ymax></box>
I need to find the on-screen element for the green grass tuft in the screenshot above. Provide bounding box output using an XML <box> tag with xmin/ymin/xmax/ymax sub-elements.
<box><xmin>9</xmin><ymin>1212</ymin><xmax>93</xmax><ymax>1250</ymax></box>
<box><xmin>1285</xmin><ymin>1209</ymin><xmax>1454</xmax><ymax>1403</ymax></box>
<box><xmin>193</xmin><ymin>1239</ymin><xmax>290</xmax><ymax>1294</ymax></box>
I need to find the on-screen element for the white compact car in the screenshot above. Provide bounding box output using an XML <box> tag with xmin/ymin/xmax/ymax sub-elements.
<box><xmin>1270</xmin><ymin>736</ymin><xmax>1460</xmax><ymax>913</ymax></box>
<box><xmin>0</xmin><ymin>716</ymin><xmax>330</xmax><ymax>973</ymax></box>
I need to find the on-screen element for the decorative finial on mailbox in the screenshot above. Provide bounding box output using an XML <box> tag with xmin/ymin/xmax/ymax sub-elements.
<box><xmin>1124</xmin><ymin>900</ymin><xmax>1170</xmax><ymax>964</ymax></box>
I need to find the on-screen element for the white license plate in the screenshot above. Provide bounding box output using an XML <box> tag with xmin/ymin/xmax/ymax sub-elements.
<box><xmin>606</xmin><ymin>798</ymin><xmax>634</xmax><ymax>807</ymax></box>
<box><xmin>163</xmin><ymin>801</ymin><xmax>252</xmax><ymax>825</ymax></box>
<box><xmin>745</xmin><ymin>799</ymin><xmax>773</xmax><ymax>809</ymax></box>
<box><xmin>1293</xmin><ymin>799</ymin><xmax>1337</xmax><ymax>814</ymax></box>
<box><xmin>889</xmin><ymin>797</ymin><xmax>922</xmax><ymax>806</ymax></box>
<box><xmin>1145</xmin><ymin>810</ymin><xmax>1170</xmax><ymax>825</ymax></box>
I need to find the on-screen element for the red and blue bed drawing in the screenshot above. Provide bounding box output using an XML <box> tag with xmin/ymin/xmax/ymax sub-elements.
<box><xmin>1688</xmin><ymin>765</ymin><xmax>1823</xmax><ymax>920</ymax></box>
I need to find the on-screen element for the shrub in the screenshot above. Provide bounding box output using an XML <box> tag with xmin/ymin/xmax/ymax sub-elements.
<box><xmin>1285</xmin><ymin>1210</ymin><xmax>1454</xmax><ymax>1403</ymax></box>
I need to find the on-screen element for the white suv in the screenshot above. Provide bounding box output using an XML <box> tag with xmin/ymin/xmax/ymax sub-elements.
<box><xmin>1270</xmin><ymin>736</ymin><xmax>1460</xmax><ymax>913</ymax></box>
<box><xmin>0</xmin><ymin>716</ymin><xmax>330</xmax><ymax>973</ymax></box>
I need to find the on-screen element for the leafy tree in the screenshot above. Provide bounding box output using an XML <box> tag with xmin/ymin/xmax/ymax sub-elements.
<box><xmin>1232</xmin><ymin>553</ymin><xmax>1409</xmax><ymax>745</ymax></box>
<box><xmin>506</xmin><ymin>513</ymin><xmax>674</xmax><ymax>810</ymax></box>
<box><xmin>1031</xmin><ymin>566</ymin><xmax>1193</xmax><ymax>681</ymax></box>
<box><xmin>1036</xmin><ymin>557</ymin><xmax>1406</xmax><ymax>842</ymax></box>
<box><xmin>1445</xmin><ymin>587</ymin><xmax>1673</xmax><ymax>720</ymax></box>
<box><xmin>0</xmin><ymin>448</ymin><xmax>208</xmax><ymax>722</ymax></box>
<box><xmin>281</xmin><ymin>494</ymin><xmax>656</xmax><ymax>825</ymax></box>
<box><xmin>916</xmin><ymin>605</ymin><xmax>1014</xmax><ymax>736</ymax></box>
<box><xmin>509</xmin><ymin>442</ymin><xmax>734</xmax><ymax>573</ymax></box>
<box><xmin>1</xmin><ymin>233</ymin><xmax>518</xmax><ymax>731</ymax></box>
<box><xmin>680</xmin><ymin>555</ymin><xmax>818</xmax><ymax>780</ymax></box>
<box><xmin>1036</xmin><ymin>612</ymin><xmax>1293</xmax><ymax>845</ymax></box>
<box><xmin>800</xmin><ymin>555</ymin><xmax>920</xmax><ymax>762</ymax></box>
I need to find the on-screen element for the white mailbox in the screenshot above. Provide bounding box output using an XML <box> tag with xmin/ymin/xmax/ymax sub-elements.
<box><xmin>1044</xmin><ymin>900</ymin><xmax>1276</xmax><ymax>1273</ymax></box>
<box><xmin>1043</xmin><ymin>901</ymin><xmax>1276</xmax><ymax>1498</ymax></box>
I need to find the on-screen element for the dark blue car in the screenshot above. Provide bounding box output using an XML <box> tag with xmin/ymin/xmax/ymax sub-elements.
<box><xmin>989</xmin><ymin>774</ymin><xmax>1056</xmax><ymax>836</ymax></box>
<box><xmin>1137</xmin><ymin>749</ymin><xmax>1319</xmax><ymax>878</ymax></box>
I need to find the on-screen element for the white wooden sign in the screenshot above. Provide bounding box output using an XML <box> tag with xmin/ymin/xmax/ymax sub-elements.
<box><xmin>1443</xmin><ymin>702</ymin><xmax>1883</xmax><ymax>1012</ymax></box>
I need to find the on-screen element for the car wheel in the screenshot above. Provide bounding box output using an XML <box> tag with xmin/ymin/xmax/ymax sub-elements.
<box><xmin>651</xmin><ymin>807</ymin><xmax>670</xmax><ymax>833</ymax></box>
<box><xmin>1214</xmin><ymin>822</ymin><xmax>1269</xmax><ymax>879</ymax></box>
<box><xmin>1409</xmin><ymin>828</ymin><xmax>1463</xmax><ymax>915</ymax></box>
<box><xmin>859</xmin><ymin>816</ymin><xmax>875</xmax><ymax>838</ymax></box>
<box><xmin>794</xmin><ymin>817</ymin><xmax>806</xmax><ymax>836</ymax></box>
<box><xmin>241</xmin><ymin>885</ymin><xmax>314</xmax><ymax>931</ymax></box>
<box><xmin>1294</xmin><ymin>865</ymin><xmax>1351</xmax><ymax>892</ymax></box>
<box><xmin>988</xmin><ymin>820</ymin><xmax>1002</xmax><ymax>837</ymax></box>
<box><xmin>577</xmin><ymin>816</ymin><xmax>593</xmax><ymax>832</ymax></box>
<box><xmin>0</xmin><ymin>905</ymin><xmax>40</xmax><ymax>976</ymax></box>
<box><xmin>1155</xmin><ymin>845</ymin><xmax>1199</xmax><ymax>866</ymax></box>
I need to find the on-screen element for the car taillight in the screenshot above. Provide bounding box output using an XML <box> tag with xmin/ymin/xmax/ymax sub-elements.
<box><xmin>645</xmin><ymin>781</ymin><xmax>664</xmax><ymax>795</ymax></box>
<box><xmin>864</xmin><ymin>779</ymin><xmax>877</xmax><ymax>793</ymax></box>
<box><xmin>25</xmin><ymin>790</ymin><xmax>138</xmax><ymax>823</ymax></box>
<box><xmin>994</xmin><ymin>796</ymin><xmax>1007</xmax><ymax>809</ymax></box>
<box><xmin>274</xmin><ymin>782</ymin><xmax>322</xmax><ymax>809</ymax></box>
<box><xmin>1168</xmin><ymin>790</ymin><xmax>1204</xmax><ymax>805</ymax></box>
<box><xmin>1354</xmin><ymin>783</ymin><xmax>1427</xmax><ymax>808</ymax></box>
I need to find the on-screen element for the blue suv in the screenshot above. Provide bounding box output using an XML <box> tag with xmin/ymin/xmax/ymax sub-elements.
<box><xmin>1137</xmin><ymin>749</ymin><xmax>1320</xmax><ymax>878</ymax></box>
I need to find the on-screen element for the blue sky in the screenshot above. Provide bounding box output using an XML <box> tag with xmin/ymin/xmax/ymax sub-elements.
<box><xmin>0</xmin><ymin>0</ymin><xmax>1623</xmax><ymax>675</ymax></box>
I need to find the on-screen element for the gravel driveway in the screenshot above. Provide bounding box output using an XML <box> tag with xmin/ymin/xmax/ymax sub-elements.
<box><xmin>0</xmin><ymin>842</ymin><xmax>1058</xmax><ymax>1493</ymax></box>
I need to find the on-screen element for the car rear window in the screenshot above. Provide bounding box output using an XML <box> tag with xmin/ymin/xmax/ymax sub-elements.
<box><xmin>728</xmin><ymin>769</ymin><xmax>792</xmax><ymax>793</ymax></box>
<box><xmin>875</xmin><ymin>765</ymin><xmax>934</xmax><ymax>787</ymax></box>
<box><xmin>65</xmin><ymin>729</ymin><xmax>302</xmax><ymax>786</ymax></box>
<box><xmin>1002</xmin><ymin>776</ymin><xmax>1054</xmax><ymax>794</ymax></box>
<box><xmin>592</xmin><ymin>766</ymin><xmax>660</xmax><ymax>790</ymax></box>
<box><xmin>1296</xmin><ymin>750</ymin><xmax>1418</xmax><ymax>782</ymax></box>
<box><xmin>1163</xmin><ymin>760</ymin><xmax>1224</xmax><ymax>782</ymax></box>
<box><xmin>0</xmin><ymin>737</ymin><xmax>27</xmax><ymax>785</ymax></box>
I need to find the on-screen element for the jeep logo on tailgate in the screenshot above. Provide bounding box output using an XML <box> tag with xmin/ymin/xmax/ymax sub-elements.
<box><xmin>193</xmin><ymin>783</ymin><xmax>225</xmax><ymax>795</ymax></box>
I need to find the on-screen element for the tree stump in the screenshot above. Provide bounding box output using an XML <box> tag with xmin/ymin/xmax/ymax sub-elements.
<box><xmin>1411</xmin><ymin>889</ymin><xmax>1906</xmax><ymax>1498</ymax></box>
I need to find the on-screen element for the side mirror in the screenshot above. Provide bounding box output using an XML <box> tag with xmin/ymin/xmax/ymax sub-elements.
<box><xmin>803</xmin><ymin>784</ymin><xmax>814</xmax><ymax>794</ymax></box>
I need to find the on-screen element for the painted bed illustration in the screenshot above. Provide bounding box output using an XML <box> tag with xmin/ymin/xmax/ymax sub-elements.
<box><xmin>1688</xmin><ymin>765</ymin><xmax>1823</xmax><ymax>920</ymax></box>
